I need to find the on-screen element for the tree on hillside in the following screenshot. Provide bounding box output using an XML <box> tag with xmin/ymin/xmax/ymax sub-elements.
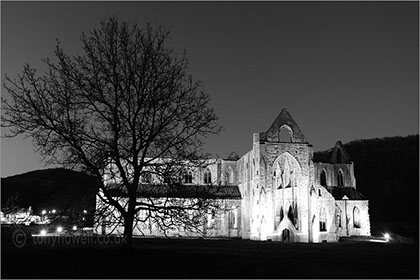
<box><xmin>2</xmin><ymin>17</ymin><xmax>222</xmax><ymax>247</ymax></box>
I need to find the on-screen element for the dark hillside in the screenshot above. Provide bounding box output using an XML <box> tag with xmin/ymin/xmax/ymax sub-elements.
<box><xmin>1</xmin><ymin>168</ymin><xmax>98</xmax><ymax>216</ymax></box>
<box><xmin>315</xmin><ymin>135</ymin><xmax>419</xmax><ymax>238</ymax></box>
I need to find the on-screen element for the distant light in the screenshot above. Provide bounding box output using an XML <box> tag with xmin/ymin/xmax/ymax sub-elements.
<box><xmin>384</xmin><ymin>233</ymin><xmax>390</xmax><ymax>240</ymax></box>
<box><xmin>40</xmin><ymin>229</ymin><xmax>47</xmax><ymax>236</ymax></box>
<box><xmin>83</xmin><ymin>210</ymin><xmax>87</xmax><ymax>214</ymax></box>
<box><xmin>52</xmin><ymin>209</ymin><xmax>56</xmax><ymax>214</ymax></box>
<box><xmin>72</xmin><ymin>225</ymin><xmax>77</xmax><ymax>231</ymax></box>
<box><xmin>57</xmin><ymin>226</ymin><xmax>63</xmax><ymax>233</ymax></box>
<box><xmin>41</xmin><ymin>210</ymin><xmax>47</xmax><ymax>215</ymax></box>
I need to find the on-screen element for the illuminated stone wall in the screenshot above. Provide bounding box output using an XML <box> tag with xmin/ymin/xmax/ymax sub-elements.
<box><xmin>314</xmin><ymin>162</ymin><xmax>356</xmax><ymax>188</ymax></box>
<box><xmin>335</xmin><ymin>200</ymin><xmax>371</xmax><ymax>236</ymax></box>
<box><xmin>95</xmin><ymin>194</ymin><xmax>242</xmax><ymax>238</ymax></box>
<box><xmin>235</xmin><ymin>109</ymin><xmax>371</xmax><ymax>242</ymax></box>
<box><xmin>96</xmin><ymin>109</ymin><xmax>371</xmax><ymax>242</ymax></box>
<box><xmin>236</xmin><ymin>133</ymin><xmax>314</xmax><ymax>242</ymax></box>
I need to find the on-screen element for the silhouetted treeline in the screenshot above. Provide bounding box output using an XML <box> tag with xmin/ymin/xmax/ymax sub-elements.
<box><xmin>316</xmin><ymin>135</ymin><xmax>419</xmax><ymax>229</ymax></box>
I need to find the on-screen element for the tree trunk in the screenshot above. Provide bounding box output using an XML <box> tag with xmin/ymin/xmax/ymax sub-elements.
<box><xmin>123</xmin><ymin>213</ymin><xmax>134</xmax><ymax>248</ymax></box>
<box><xmin>123</xmin><ymin>195</ymin><xmax>137</xmax><ymax>248</ymax></box>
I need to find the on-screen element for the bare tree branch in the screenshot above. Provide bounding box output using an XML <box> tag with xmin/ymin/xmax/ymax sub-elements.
<box><xmin>2</xmin><ymin>17</ymin><xmax>222</xmax><ymax>247</ymax></box>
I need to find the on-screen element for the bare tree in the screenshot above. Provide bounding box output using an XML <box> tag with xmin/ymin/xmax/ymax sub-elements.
<box><xmin>2</xmin><ymin>17</ymin><xmax>222</xmax><ymax>247</ymax></box>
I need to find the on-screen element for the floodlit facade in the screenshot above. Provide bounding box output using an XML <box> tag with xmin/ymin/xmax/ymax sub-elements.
<box><xmin>96</xmin><ymin>109</ymin><xmax>371</xmax><ymax>242</ymax></box>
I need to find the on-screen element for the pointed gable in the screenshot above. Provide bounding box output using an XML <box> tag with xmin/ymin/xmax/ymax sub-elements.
<box><xmin>262</xmin><ymin>108</ymin><xmax>308</xmax><ymax>143</ymax></box>
<box><xmin>313</xmin><ymin>141</ymin><xmax>352</xmax><ymax>164</ymax></box>
<box><xmin>226</xmin><ymin>151</ymin><xmax>240</xmax><ymax>161</ymax></box>
<box><xmin>332</xmin><ymin>188</ymin><xmax>366</xmax><ymax>200</ymax></box>
<box><xmin>330</xmin><ymin>141</ymin><xmax>351</xmax><ymax>164</ymax></box>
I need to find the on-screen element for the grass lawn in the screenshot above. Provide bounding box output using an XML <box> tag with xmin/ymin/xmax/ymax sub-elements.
<box><xmin>2</xmin><ymin>236</ymin><xmax>418</xmax><ymax>278</ymax></box>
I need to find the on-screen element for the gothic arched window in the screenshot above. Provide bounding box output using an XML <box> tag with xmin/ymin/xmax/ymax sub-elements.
<box><xmin>280</xmin><ymin>207</ymin><xmax>284</xmax><ymax>221</ymax></box>
<box><xmin>207</xmin><ymin>213</ymin><xmax>213</xmax><ymax>228</ymax></box>
<box><xmin>353</xmin><ymin>207</ymin><xmax>361</xmax><ymax>228</ymax></box>
<box><xmin>337</xmin><ymin>169</ymin><xmax>344</xmax><ymax>187</ymax></box>
<box><xmin>336</xmin><ymin>213</ymin><xmax>342</xmax><ymax>228</ymax></box>
<box><xmin>279</xmin><ymin>125</ymin><xmax>293</xmax><ymax>142</ymax></box>
<box><xmin>204</xmin><ymin>168</ymin><xmax>212</xmax><ymax>184</ymax></box>
<box><xmin>320</xmin><ymin>169</ymin><xmax>327</xmax><ymax>187</ymax></box>
<box><xmin>184</xmin><ymin>171</ymin><xmax>193</xmax><ymax>184</ymax></box>
<box><xmin>319</xmin><ymin>207</ymin><xmax>327</xmax><ymax>232</ymax></box>
<box><xmin>228</xmin><ymin>207</ymin><xmax>238</xmax><ymax>229</ymax></box>
<box><xmin>276</xmin><ymin>205</ymin><xmax>284</xmax><ymax>224</ymax></box>
<box><xmin>226</xmin><ymin>167</ymin><xmax>234</xmax><ymax>184</ymax></box>
<box><xmin>275</xmin><ymin>163</ymin><xmax>283</xmax><ymax>189</ymax></box>
<box><xmin>287</xmin><ymin>205</ymin><xmax>294</xmax><ymax>222</ymax></box>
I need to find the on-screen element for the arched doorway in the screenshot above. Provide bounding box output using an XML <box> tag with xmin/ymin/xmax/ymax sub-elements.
<box><xmin>282</xmin><ymin>228</ymin><xmax>290</xmax><ymax>242</ymax></box>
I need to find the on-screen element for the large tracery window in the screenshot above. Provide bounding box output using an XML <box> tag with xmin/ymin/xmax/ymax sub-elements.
<box><xmin>273</xmin><ymin>152</ymin><xmax>301</xmax><ymax>191</ymax></box>
<box><xmin>204</xmin><ymin>168</ymin><xmax>212</xmax><ymax>184</ymax></box>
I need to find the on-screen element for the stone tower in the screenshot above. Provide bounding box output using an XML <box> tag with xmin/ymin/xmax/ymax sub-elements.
<box><xmin>238</xmin><ymin>108</ymin><xmax>314</xmax><ymax>241</ymax></box>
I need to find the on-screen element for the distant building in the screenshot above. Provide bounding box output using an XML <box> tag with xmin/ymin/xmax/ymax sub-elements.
<box><xmin>96</xmin><ymin>109</ymin><xmax>371</xmax><ymax>242</ymax></box>
<box><xmin>0</xmin><ymin>206</ymin><xmax>43</xmax><ymax>225</ymax></box>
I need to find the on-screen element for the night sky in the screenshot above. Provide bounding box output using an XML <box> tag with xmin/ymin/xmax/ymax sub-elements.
<box><xmin>1</xmin><ymin>1</ymin><xmax>418</xmax><ymax>177</ymax></box>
